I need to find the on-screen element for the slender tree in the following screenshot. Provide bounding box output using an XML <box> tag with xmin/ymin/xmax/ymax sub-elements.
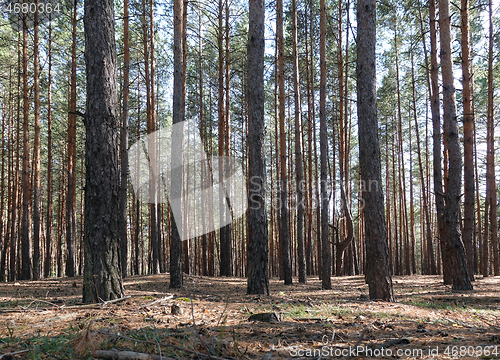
<box><xmin>44</xmin><ymin>15</ymin><xmax>53</xmax><ymax>279</ymax></box>
<box><xmin>276</xmin><ymin>0</ymin><xmax>291</xmax><ymax>284</ymax></box>
<box><xmin>461</xmin><ymin>0</ymin><xmax>475</xmax><ymax>280</ymax></box>
<box><xmin>120</xmin><ymin>0</ymin><xmax>130</xmax><ymax>278</ymax></box>
<box><xmin>32</xmin><ymin>0</ymin><xmax>41</xmax><ymax>280</ymax></box>
<box><xmin>292</xmin><ymin>0</ymin><xmax>306</xmax><ymax>284</ymax></box>
<box><xmin>20</xmin><ymin>11</ymin><xmax>31</xmax><ymax>281</ymax></box>
<box><xmin>357</xmin><ymin>0</ymin><xmax>393</xmax><ymax>300</ymax></box>
<box><xmin>438</xmin><ymin>0</ymin><xmax>473</xmax><ymax>290</ymax></box>
<box><xmin>319</xmin><ymin>0</ymin><xmax>331</xmax><ymax>289</ymax></box>
<box><xmin>67</xmin><ymin>0</ymin><xmax>78</xmax><ymax>278</ymax></box>
<box><xmin>484</xmin><ymin>0</ymin><xmax>498</xmax><ymax>276</ymax></box>
<box><xmin>170</xmin><ymin>0</ymin><xmax>185</xmax><ymax>289</ymax></box>
<box><xmin>423</xmin><ymin>0</ymin><xmax>448</xmax><ymax>281</ymax></box>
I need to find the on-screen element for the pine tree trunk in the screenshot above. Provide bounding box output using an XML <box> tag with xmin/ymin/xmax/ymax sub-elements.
<box><xmin>276</xmin><ymin>0</ymin><xmax>292</xmax><ymax>285</ymax></box>
<box><xmin>427</xmin><ymin>0</ymin><xmax>448</xmax><ymax>281</ymax></box>
<box><xmin>198</xmin><ymin>5</ymin><xmax>208</xmax><ymax>277</ymax></box>
<box><xmin>44</xmin><ymin>17</ymin><xmax>53</xmax><ymax>279</ymax></box>
<box><xmin>304</xmin><ymin>2</ymin><xmax>313</xmax><ymax>276</ymax></box>
<box><xmin>411</xmin><ymin>50</ymin><xmax>435</xmax><ymax>275</ymax></box>
<box><xmin>120</xmin><ymin>0</ymin><xmax>130</xmax><ymax>278</ymax></box>
<box><xmin>0</xmin><ymin>91</ymin><xmax>7</xmax><ymax>281</ymax></box>
<box><xmin>438</xmin><ymin>0</ymin><xmax>473</xmax><ymax>290</ymax></box>
<box><xmin>461</xmin><ymin>0</ymin><xmax>475</xmax><ymax>281</ymax></box>
<box><xmin>246</xmin><ymin>0</ymin><xmax>269</xmax><ymax>295</ymax></box>
<box><xmin>82</xmin><ymin>0</ymin><xmax>124</xmax><ymax>302</ymax></box>
<box><xmin>32</xmin><ymin>2</ymin><xmax>41</xmax><ymax>280</ymax></box>
<box><xmin>485</xmin><ymin>0</ymin><xmax>498</xmax><ymax>276</ymax></box>
<box><xmin>319</xmin><ymin>0</ymin><xmax>331</xmax><ymax>289</ymax></box>
<box><xmin>20</xmin><ymin>12</ymin><xmax>31</xmax><ymax>281</ymax></box>
<box><xmin>170</xmin><ymin>0</ymin><xmax>185</xmax><ymax>289</ymax></box>
<box><xmin>223</xmin><ymin>0</ymin><xmax>233</xmax><ymax>276</ymax></box>
<box><xmin>66</xmin><ymin>0</ymin><xmax>78</xmax><ymax>278</ymax></box>
<box><xmin>357</xmin><ymin>0</ymin><xmax>393</xmax><ymax>300</ymax></box>
<box><xmin>292</xmin><ymin>0</ymin><xmax>306</xmax><ymax>284</ymax></box>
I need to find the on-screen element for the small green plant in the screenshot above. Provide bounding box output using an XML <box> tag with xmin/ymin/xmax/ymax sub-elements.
<box><xmin>175</xmin><ymin>297</ymin><xmax>192</xmax><ymax>302</ymax></box>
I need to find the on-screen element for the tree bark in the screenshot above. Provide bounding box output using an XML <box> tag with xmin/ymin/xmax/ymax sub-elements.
<box><xmin>20</xmin><ymin>11</ymin><xmax>31</xmax><ymax>281</ymax></box>
<box><xmin>292</xmin><ymin>0</ymin><xmax>306</xmax><ymax>284</ymax></box>
<box><xmin>246</xmin><ymin>0</ymin><xmax>269</xmax><ymax>295</ymax></box>
<box><xmin>461</xmin><ymin>0</ymin><xmax>475</xmax><ymax>280</ymax></box>
<box><xmin>438</xmin><ymin>0</ymin><xmax>473</xmax><ymax>290</ymax></box>
<box><xmin>411</xmin><ymin>49</ymin><xmax>435</xmax><ymax>275</ymax></box>
<box><xmin>44</xmin><ymin>15</ymin><xmax>53</xmax><ymax>279</ymax></box>
<box><xmin>319</xmin><ymin>0</ymin><xmax>331</xmax><ymax>290</ymax></box>
<box><xmin>485</xmin><ymin>0</ymin><xmax>498</xmax><ymax>276</ymax></box>
<box><xmin>120</xmin><ymin>0</ymin><xmax>130</xmax><ymax>278</ymax></box>
<box><xmin>82</xmin><ymin>0</ymin><xmax>124</xmax><ymax>302</ymax></box>
<box><xmin>66</xmin><ymin>0</ymin><xmax>78</xmax><ymax>278</ymax></box>
<box><xmin>170</xmin><ymin>0</ymin><xmax>185</xmax><ymax>289</ymax></box>
<box><xmin>357</xmin><ymin>0</ymin><xmax>393</xmax><ymax>300</ymax></box>
<box><xmin>426</xmin><ymin>0</ymin><xmax>448</xmax><ymax>281</ymax></box>
<box><xmin>276</xmin><ymin>0</ymin><xmax>291</xmax><ymax>285</ymax></box>
<box><xmin>32</xmin><ymin>1</ymin><xmax>41</xmax><ymax>280</ymax></box>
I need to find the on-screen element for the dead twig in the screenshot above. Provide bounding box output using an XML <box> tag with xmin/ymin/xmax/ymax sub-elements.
<box><xmin>23</xmin><ymin>299</ymin><xmax>63</xmax><ymax>310</ymax></box>
<box><xmin>232</xmin><ymin>328</ymin><xmax>251</xmax><ymax>360</ymax></box>
<box><xmin>183</xmin><ymin>286</ymin><xmax>214</xmax><ymax>356</ymax></box>
<box><xmin>0</xmin><ymin>350</ymin><xmax>30</xmax><ymax>359</ymax></box>
<box><xmin>343</xmin><ymin>328</ymin><xmax>368</xmax><ymax>360</ymax></box>
<box><xmin>138</xmin><ymin>304</ymin><xmax>163</xmax><ymax>358</ymax></box>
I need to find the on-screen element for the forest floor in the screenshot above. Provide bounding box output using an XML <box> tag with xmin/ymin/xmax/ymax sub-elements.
<box><xmin>0</xmin><ymin>274</ymin><xmax>499</xmax><ymax>359</ymax></box>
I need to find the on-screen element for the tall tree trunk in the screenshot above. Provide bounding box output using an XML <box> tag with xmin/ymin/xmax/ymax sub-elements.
<box><xmin>407</xmin><ymin>117</ymin><xmax>416</xmax><ymax>275</ymax></box>
<box><xmin>319</xmin><ymin>0</ymin><xmax>331</xmax><ymax>289</ymax></box>
<box><xmin>217</xmin><ymin>0</ymin><xmax>225</xmax><ymax>276</ymax></box>
<box><xmin>20</xmin><ymin>11</ymin><xmax>31</xmax><ymax>281</ymax></box>
<box><xmin>305</xmin><ymin>7</ymin><xmax>313</xmax><ymax>275</ymax></box>
<box><xmin>246</xmin><ymin>0</ymin><xmax>269</xmax><ymax>295</ymax></box>
<box><xmin>120</xmin><ymin>0</ymin><xmax>130</xmax><ymax>278</ymax></box>
<box><xmin>426</xmin><ymin>0</ymin><xmax>448</xmax><ymax>281</ymax></box>
<box><xmin>32</xmin><ymin>1</ymin><xmax>41</xmax><ymax>280</ymax></box>
<box><xmin>82</xmin><ymin>0</ymin><xmax>124</xmax><ymax>302</ymax></box>
<box><xmin>276</xmin><ymin>0</ymin><xmax>292</xmax><ymax>285</ymax></box>
<box><xmin>0</xmin><ymin>91</ymin><xmax>7</xmax><ymax>281</ymax></box>
<box><xmin>357</xmin><ymin>0</ymin><xmax>393</xmax><ymax>300</ymax></box>
<box><xmin>67</xmin><ymin>0</ymin><xmax>78</xmax><ymax>278</ymax></box>
<box><xmin>292</xmin><ymin>0</ymin><xmax>306</xmax><ymax>284</ymax></box>
<box><xmin>170</xmin><ymin>0</ymin><xmax>185</xmax><ymax>289</ymax></box>
<box><xmin>411</xmin><ymin>49</ymin><xmax>435</xmax><ymax>275</ymax></box>
<box><xmin>198</xmin><ymin>5</ymin><xmax>208</xmax><ymax>277</ymax></box>
<box><xmin>151</xmin><ymin>0</ymin><xmax>164</xmax><ymax>274</ymax></box>
<box><xmin>474</xmin><ymin>119</ymin><xmax>481</xmax><ymax>275</ymax></box>
<box><xmin>223</xmin><ymin>0</ymin><xmax>233</xmax><ymax>276</ymax></box>
<box><xmin>461</xmin><ymin>0</ymin><xmax>475</xmax><ymax>280</ymax></box>
<box><xmin>438</xmin><ymin>0</ymin><xmax>473</xmax><ymax>290</ymax></box>
<box><xmin>141</xmin><ymin>0</ymin><xmax>158</xmax><ymax>275</ymax></box>
<box><xmin>485</xmin><ymin>0</ymin><xmax>498</xmax><ymax>276</ymax></box>
<box><xmin>44</xmin><ymin>16</ymin><xmax>53</xmax><ymax>279</ymax></box>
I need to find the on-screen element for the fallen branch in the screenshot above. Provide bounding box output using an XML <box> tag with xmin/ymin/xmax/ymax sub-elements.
<box><xmin>145</xmin><ymin>295</ymin><xmax>174</xmax><ymax>307</ymax></box>
<box><xmin>95</xmin><ymin>350</ymin><xmax>175</xmax><ymax>360</ymax></box>
<box><xmin>100</xmin><ymin>296</ymin><xmax>131</xmax><ymax>307</ymax></box>
<box><xmin>0</xmin><ymin>350</ymin><xmax>30</xmax><ymax>359</ymax></box>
